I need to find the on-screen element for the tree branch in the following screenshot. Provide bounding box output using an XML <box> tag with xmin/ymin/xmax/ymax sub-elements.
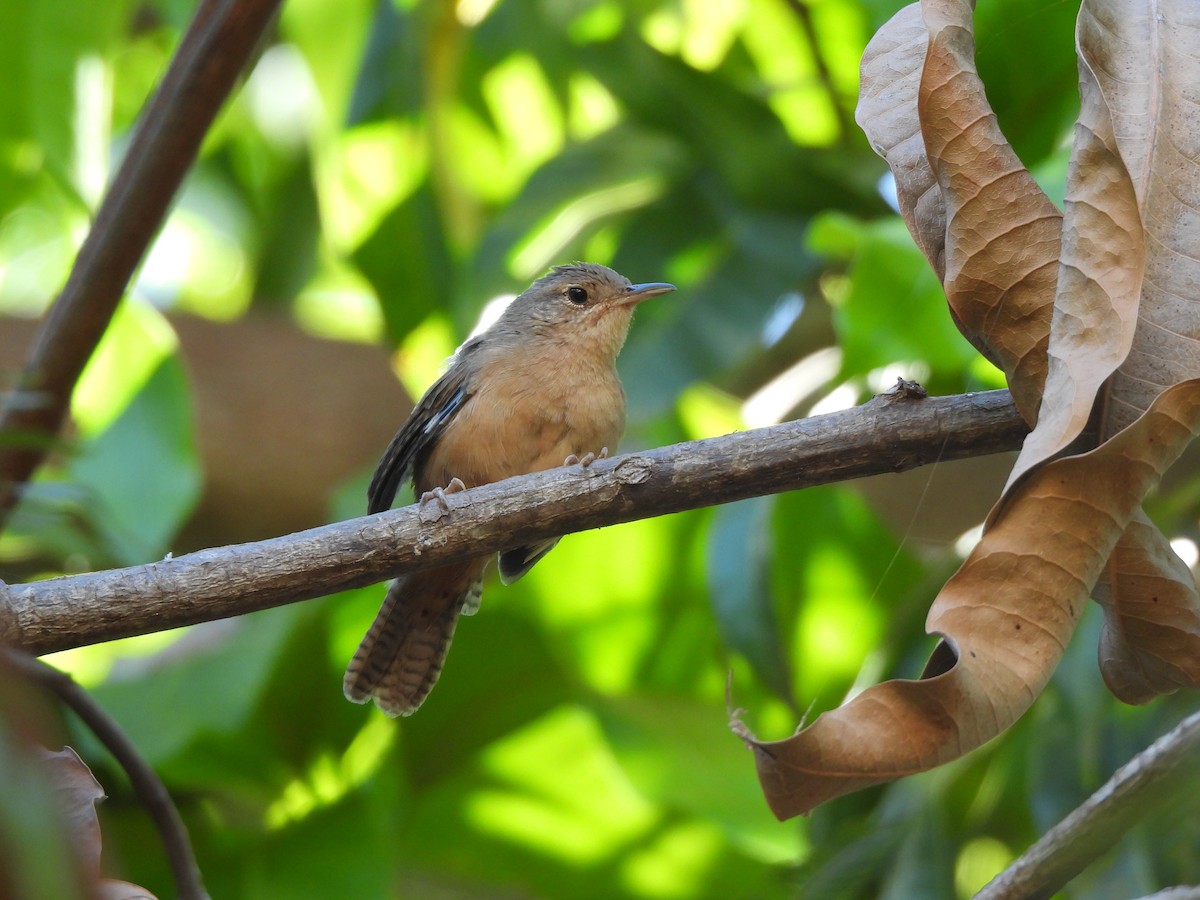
<box><xmin>0</xmin><ymin>389</ymin><xmax>1025</xmax><ymax>655</ymax></box>
<box><xmin>978</xmin><ymin>710</ymin><xmax>1200</xmax><ymax>900</ymax></box>
<box><xmin>2</xmin><ymin>647</ymin><xmax>209</xmax><ymax>900</ymax></box>
<box><xmin>0</xmin><ymin>0</ymin><xmax>283</xmax><ymax>523</ymax></box>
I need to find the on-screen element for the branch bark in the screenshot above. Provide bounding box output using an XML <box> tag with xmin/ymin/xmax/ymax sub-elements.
<box><xmin>0</xmin><ymin>388</ymin><xmax>1025</xmax><ymax>655</ymax></box>
<box><xmin>978</xmin><ymin>710</ymin><xmax>1200</xmax><ymax>900</ymax></box>
<box><xmin>0</xmin><ymin>0</ymin><xmax>283</xmax><ymax>522</ymax></box>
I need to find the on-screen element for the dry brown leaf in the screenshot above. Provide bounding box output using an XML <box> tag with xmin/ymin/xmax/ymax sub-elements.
<box><xmin>96</xmin><ymin>881</ymin><xmax>158</xmax><ymax>900</ymax></box>
<box><xmin>741</xmin><ymin>379</ymin><xmax>1200</xmax><ymax>818</ymax></box>
<box><xmin>856</xmin><ymin>0</ymin><xmax>1059</xmax><ymax>423</ymax></box>
<box><xmin>917</xmin><ymin>0</ymin><xmax>1060</xmax><ymax>423</ymax></box>
<box><xmin>38</xmin><ymin>746</ymin><xmax>159</xmax><ymax>900</ymax></box>
<box><xmin>856</xmin><ymin>4</ymin><xmax>946</xmax><ymax>280</ymax></box>
<box><xmin>38</xmin><ymin>746</ymin><xmax>107</xmax><ymax>868</ymax></box>
<box><xmin>1094</xmin><ymin>511</ymin><xmax>1200</xmax><ymax>704</ymax></box>
<box><xmin>1051</xmin><ymin>0</ymin><xmax>1200</xmax><ymax>702</ymax></box>
<box><xmin>1085</xmin><ymin>0</ymin><xmax>1200</xmax><ymax>435</ymax></box>
<box><xmin>1008</xmin><ymin>0</ymin><xmax>1200</xmax><ymax>481</ymax></box>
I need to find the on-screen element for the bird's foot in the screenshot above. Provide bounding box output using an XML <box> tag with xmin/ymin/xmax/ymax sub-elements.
<box><xmin>419</xmin><ymin>477</ymin><xmax>467</xmax><ymax>521</ymax></box>
<box><xmin>564</xmin><ymin>447</ymin><xmax>608</xmax><ymax>470</ymax></box>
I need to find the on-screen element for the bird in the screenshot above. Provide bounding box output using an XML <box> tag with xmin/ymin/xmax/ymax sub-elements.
<box><xmin>344</xmin><ymin>262</ymin><xmax>675</xmax><ymax>716</ymax></box>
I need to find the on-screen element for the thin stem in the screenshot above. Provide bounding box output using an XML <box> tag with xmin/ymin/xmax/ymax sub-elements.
<box><xmin>978</xmin><ymin>711</ymin><xmax>1200</xmax><ymax>900</ymax></box>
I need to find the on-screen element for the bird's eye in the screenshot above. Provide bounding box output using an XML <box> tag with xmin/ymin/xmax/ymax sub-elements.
<box><xmin>566</xmin><ymin>286</ymin><xmax>588</xmax><ymax>305</ymax></box>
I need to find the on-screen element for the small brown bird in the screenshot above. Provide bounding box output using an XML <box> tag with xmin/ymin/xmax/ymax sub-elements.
<box><xmin>344</xmin><ymin>263</ymin><xmax>675</xmax><ymax>716</ymax></box>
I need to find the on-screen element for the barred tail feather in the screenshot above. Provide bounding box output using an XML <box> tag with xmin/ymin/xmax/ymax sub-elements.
<box><xmin>344</xmin><ymin>566</ymin><xmax>481</xmax><ymax>716</ymax></box>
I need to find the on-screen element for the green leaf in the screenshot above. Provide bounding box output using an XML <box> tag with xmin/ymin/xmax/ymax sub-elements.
<box><xmin>352</xmin><ymin>182</ymin><xmax>451</xmax><ymax>342</ymax></box>
<box><xmin>0</xmin><ymin>0</ymin><xmax>126</xmax><ymax>189</ymax></box>
<box><xmin>808</xmin><ymin>212</ymin><xmax>978</xmax><ymax>385</ymax></box>
<box><xmin>706</xmin><ymin>496</ymin><xmax>794</xmax><ymax>704</ymax></box>
<box><xmin>88</xmin><ymin>606</ymin><xmax>300</xmax><ymax>768</ymax></box>
<box><xmin>68</xmin><ymin>355</ymin><xmax>201</xmax><ymax>566</ymax></box>
<box><xmin>594</xmin><ymin>693</ymin><xmax>803</xmax><ymax>863</ymax></box>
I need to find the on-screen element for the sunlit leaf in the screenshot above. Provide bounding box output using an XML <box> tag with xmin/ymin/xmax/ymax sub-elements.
<box><xmin>808</xmin><ymin>212</ymin><xmax>976</xmax><ymax>382</ymax></box>
<box><xmin>353</xmin><ymin>183</ymin><xmax>452</xmax><ymax>342</ymax></box>
<box><xmin>0</xmin><ymin>0</ymin><xmax>124</xmax><ymax>193</ymax></box>
<box><xmin>595</xmin><ymin>694</ymin><xmax>801</xmax><ymax>861</ymax></box>
<box><xmin>69</xmin><ymin>357</ymin><xmax>200</xmax><ymax>566</ymax></box>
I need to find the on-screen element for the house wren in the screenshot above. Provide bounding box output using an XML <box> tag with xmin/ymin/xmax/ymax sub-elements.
<box><xmin>344</xmin><ymin>263</ymin><xmax>674</xmax><ymax>716</ymax></box>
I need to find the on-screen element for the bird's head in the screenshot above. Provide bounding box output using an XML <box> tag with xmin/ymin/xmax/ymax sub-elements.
<box><xmin>497</xmin><ymin>262</ymin><xmax>675</xmax><ymax>360</ymax></box>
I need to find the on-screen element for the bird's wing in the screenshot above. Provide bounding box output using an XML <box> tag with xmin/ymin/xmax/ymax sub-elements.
<box><xmin>497</xmin><ymin>539</ymin><xmax>561</xmax><ymax>585</ymax></box>
<box><xmin>367</xmin><ymin>360</ymin><xmax>474</xmax><ymax>515</ymax></box>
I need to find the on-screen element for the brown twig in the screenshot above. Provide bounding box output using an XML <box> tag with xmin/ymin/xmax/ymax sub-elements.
<box><xmin>2</xmin><ymin>647</ymin><xmax>209</xmax><ymax>900</ymax></box>
<box><xmin>0</xmin><ymin>388</ymin><xmax>1026</xmax><ymax>655</ymax></box>
<box><xmin>977</xmin><ymin>710</ymin><xmax>1200</xmax><ymax>900</ymax></box>
<box><xmin>0</xmin><ymin>0</ymin><xmax>283</xmax><ymax>525</ymax></box>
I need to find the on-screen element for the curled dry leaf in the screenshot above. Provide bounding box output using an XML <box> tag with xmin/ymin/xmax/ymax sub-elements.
<box><xmin>1084</xmin><ymin>0</ymin><xmax>1200</xmax><ymax>439</ymax></box>
<box><xmin>1005</xmin><ymin>5</ymin><xmax>1145</xmax><ymax>492</ymax></box>
<box><xmin>859</xmin><ymin>0</ymin><xmax>1056</xmax><ymax>424</ymax></box>
<box><xmin>39</xmin><ymin>746</ymin><xmax>106</xmax><ymax>868</ymax></box>
<box><xmin>1094</xmin><ymin>512</ymin><xmax>1200</xmax><ymax>704</ymax></box>
<box><xmin>856</xmin><ymin>3</ymin><xmax>946</xmax><ymax>281</ymax></box>
<box><xmin>1067</xmin><ymin>0</ymin><xmax>1200</xmax><ymax>701</ymax></box>
<box><xmin>746</xmin><ymin>0</ymin><xmax>1200</xmax><ymax>819</ymax></box>
<box><xmin>857</xmin><ymin>0</ymin><xmax>1060</xmax><ymax>423</ymax></box>
<box><xmin>38</xmin><ymin>747</ymin><xmax>158</xmax><ymax>900</ymax></box>
<box><xmin>741</xmin><ymin>380</ymin><xmax>1200</xmax><ymax>818</ymax></box>
<box><xmin>918</xmin><ymin>0</ymin><xmax>1060</xmax><ymax>422</ymax></box>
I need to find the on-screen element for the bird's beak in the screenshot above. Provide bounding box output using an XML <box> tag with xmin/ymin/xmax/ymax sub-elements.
<box><xmin>617</xmin><ymin>281</ymin><xmax>676</xmax><ymax>306</ymax></box>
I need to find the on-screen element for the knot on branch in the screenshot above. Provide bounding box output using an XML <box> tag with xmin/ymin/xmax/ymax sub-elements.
<box><xmin>613</xmin><ymin>456</ymin><xmax>653</xmax><ymax>485</ymax></box>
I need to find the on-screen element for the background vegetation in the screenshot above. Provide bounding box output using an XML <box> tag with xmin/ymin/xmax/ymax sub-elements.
<box><xmin>2</xmin><ymin>0</ymin><xmax>1198</xmax><ymax>896</ymax></box>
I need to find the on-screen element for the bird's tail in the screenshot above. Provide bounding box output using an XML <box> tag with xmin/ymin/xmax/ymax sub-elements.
<box><xmin>343</xmin><ymin>564</ymin><xmax>483</xmax><ymax>717</ymax></box>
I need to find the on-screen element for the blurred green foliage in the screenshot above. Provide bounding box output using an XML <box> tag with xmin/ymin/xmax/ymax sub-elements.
<box><xmin>3</xmin><ymin>0</ymin><xmax>1199</xmax><ymax>898</ymax></box>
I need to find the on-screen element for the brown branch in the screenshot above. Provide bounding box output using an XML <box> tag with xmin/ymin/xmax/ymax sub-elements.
<box><xmin>978</xmin><ymin>710</ymin><xmax>1200</xmax><ymax>900</ymax></box>
<box><xmin>2</xmin><ymin>647</ymin><xmax>210</xmax><ymax>900</ymax></box>
<box><xmin>0</xmin><ymin>0</ymin><xmax>283</xmax><ymax>523</ymax></box>
<box><xmin>0</xmin><ymin>388</ymin><xmax>1026</xmax><ymax>655</ymax></box>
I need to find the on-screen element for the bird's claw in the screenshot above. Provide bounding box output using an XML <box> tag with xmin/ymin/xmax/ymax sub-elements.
<box><xmin>564</xmin><ymin>447</ymin><xmax>608</xmax><ymax>471</ymax></box>
<box><xmin>419</xmin><ymin>477</ymin><xmax>467</xmax><ymax>520</ymax></box>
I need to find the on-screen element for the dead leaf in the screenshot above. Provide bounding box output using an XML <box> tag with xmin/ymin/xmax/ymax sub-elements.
<box><xmin>857</xmin><ymin>0</ymin><xmax>1060</xmax><ymax>423</ymax></box>
<box><xmin>38</xmin><ymin>746</ymin><xmax>106</xmax><ymax>872</ymax></box>
<box><xmin>1095</xmin><ymin>511</ymin><xmax>1200</xmax><ymax>704</ymax></box>
<box><xmin>38</xmin><ymin>746</ymin><xmax>159</xmax><ymax>900</ymax></box>
<box><xmin>743</xmin><ymin>379</ymin><xmax>1200</xmax><ymax>818</ymax></box>
<box><xmin>918</xmin><ymin>0</ymin><xmax>1061</xmax><ymax>423</ymax></box>
<box><xmin>1005</xmin><ymin>2</ymin><xmax>1147</xmax><ymax>492</ymax></box>
<box><xmin>856</xmin><ymin>4</ymin><xmax>946</xmax><ymax>280</ymax></box>
<box><xmin>1081</xmin><ymin>0</ymin><xmax>1200</xmax><ymax>438</ymax></box>
<box><xmin>1057</xmin><ymin>0</ymin><xmax>1200</xmax><ymax>703</ymax></box>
